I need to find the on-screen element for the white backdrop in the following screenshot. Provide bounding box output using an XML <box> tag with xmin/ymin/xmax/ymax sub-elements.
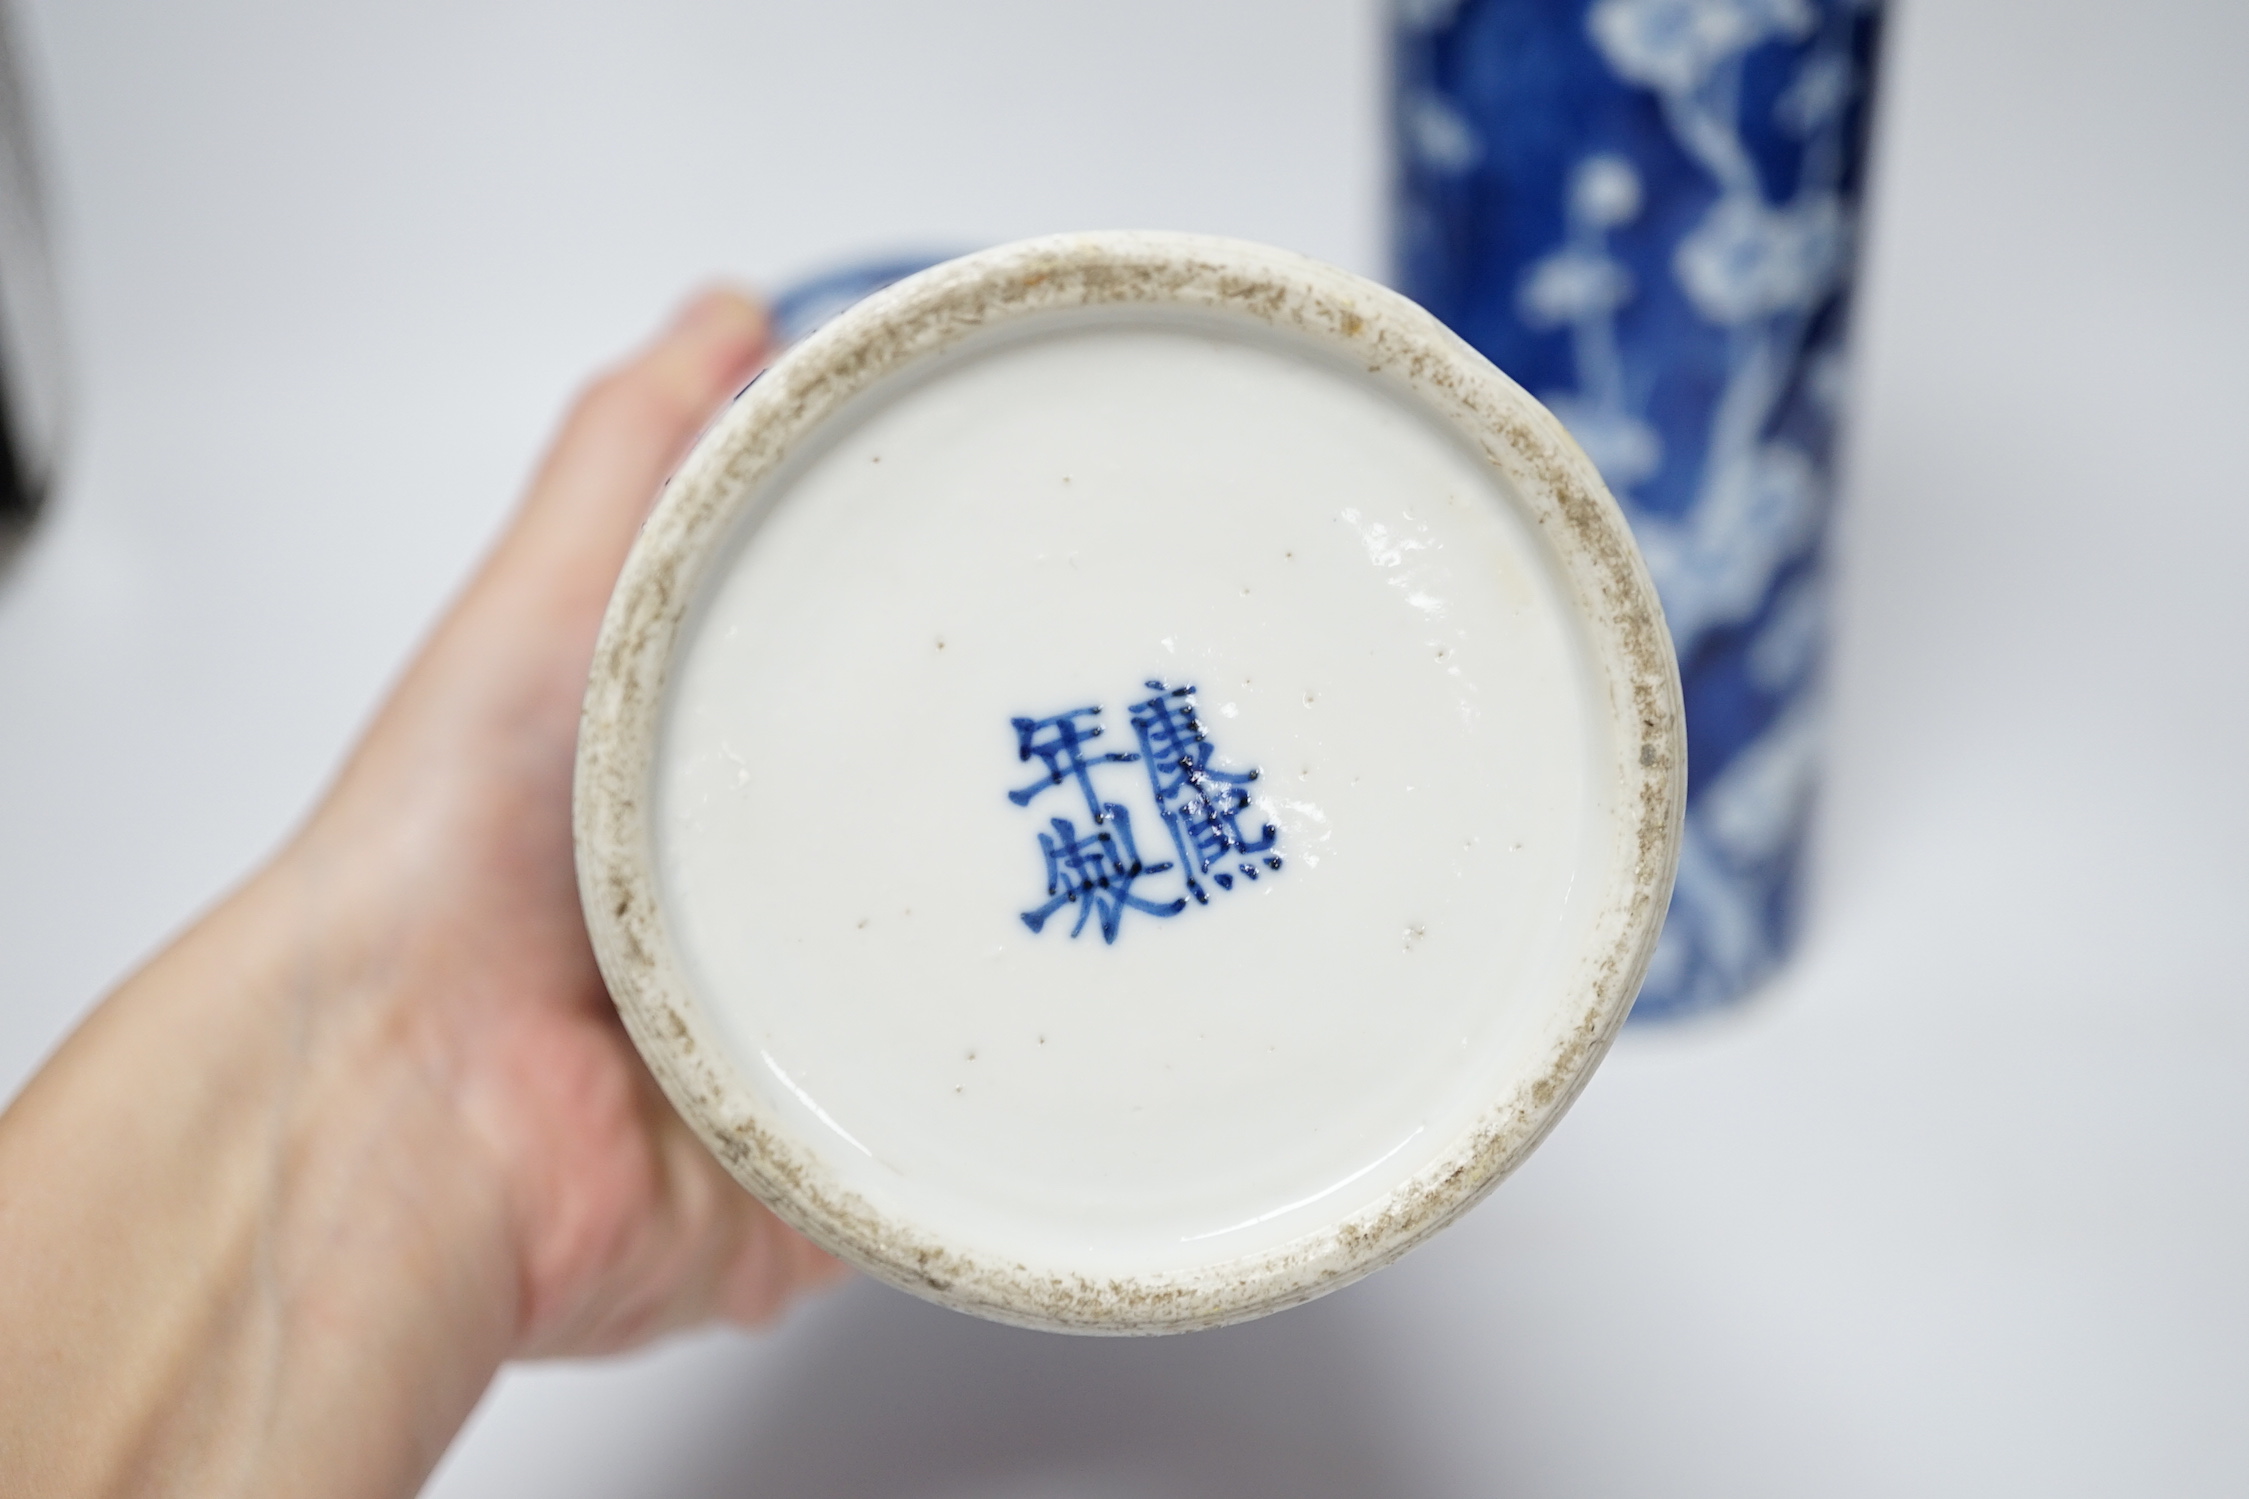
<box><xmin>2</xmin><ymin>2</ymin><xmax>2243</xmax><ymax>1494</ymax></box>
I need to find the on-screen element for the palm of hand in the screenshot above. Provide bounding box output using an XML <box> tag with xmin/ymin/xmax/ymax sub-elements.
<box><xmin>294</xmin><ymin>293</ymin><xmax>840</xmax><ymax>1359</ymax></box>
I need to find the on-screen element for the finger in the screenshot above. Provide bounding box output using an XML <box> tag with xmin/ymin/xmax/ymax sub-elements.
<box><xmin>711</xmin><ymin>1195</ymin><xmax>851</xmax><ymax>1330</ymax></box>
<box><xmin>383</xmin><ymin>286</ymin><xmax>770</xmax><ymax>736</ymax></box>
<box><xmin>521</xmin><ymin>1100</ymin><xmax>838</xmax><ymax>1357</ymax></box>
<box><xmin>642</xmin><ymin>1103</ymin><xmax>850</xmax><ymax>1331</ymax></box>
<box><xmin>495</xmin><ymin>288</ymin><xmax>771</xmax><ymax>608</ymax></box>
<box><xmin>648</xmin><ymin>1091</ymin><xmax>847</xmax><ymax>1334</ymax></box>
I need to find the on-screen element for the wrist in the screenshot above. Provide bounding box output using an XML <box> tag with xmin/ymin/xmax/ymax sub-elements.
<box><xmin>0</xmin><ymin>851</ymin><xmax>521</xmax><ymax>1498</ymax></box>
<box><xmin>241</xmin><ymin>837</ymin><xmax>530</xmax><ymax>1468</ymax></box>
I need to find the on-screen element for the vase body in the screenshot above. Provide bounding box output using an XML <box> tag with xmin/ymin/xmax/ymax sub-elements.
<box><xmin>1395</xmin><ymin>0</ymin><xmax>1884</xmax><ymax>1019</ymax></box>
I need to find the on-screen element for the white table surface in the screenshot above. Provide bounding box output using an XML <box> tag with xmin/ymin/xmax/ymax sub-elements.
<box><xmin>3</xmin><ymin>2</ymin><xmax>2243</xmax><ymax>1494</ymax></box>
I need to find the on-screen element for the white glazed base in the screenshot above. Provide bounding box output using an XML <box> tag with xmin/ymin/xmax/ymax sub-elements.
<box><xmin>575</xmin><ymin>233</ymin><xmax>1682</xmax><ymax>1332</ymax></box>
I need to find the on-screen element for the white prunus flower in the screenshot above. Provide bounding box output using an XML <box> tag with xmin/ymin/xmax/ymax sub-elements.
<box><xmin>1403</xmin><ymin>91</ymin><xmax>1484</xmax><ymax>173</ymax></box>
<box><xmin>1641</xmin><ymin>816</ymin><xmax>1774</xmax><ymax>1012</ymax></box>
<box><xmin>1673</xmin><ymin>192</ymin><xmax>1847</xmax><ymax>325</ymax></box>
<box><xmin>1701</xmin><ymin>699</ymin><xmax>1821</xmax><ymax>865</ymax></box>
<box><xmin>1518</xmin><ymin>248</ymin><xmax>1635</xmax><ymax>327</ymax></box>
<box><xmin>1641</xmin><ymin>699</ymin><xmax>1819</xmax><ymax>1009</ymax></box>
<box><xmin>1570</xmin><ymin>153</ymin><xmax>1645</xmax><ymax>228</ymax></box>
<box><xmin>1588</xmin><ymin>0</ymin><xmax>1818</xmax><ymax>95</ymax></box>
<box><xmin>1745</xmin><ymin>573</ymin><xmax>1825</xmax><ymax>691</ymax></box>
<box><xmin>1548</xmin><ymin>398</ymin><xmax>1665</xmax><ymax>490</ymax></box>
<box><xmin>1775</xmin><ymin>51</ymin><xmax>1855</xmax><ymax>135</ymax></box>
<box><xmin>1634</xmin><ymin>438</ymin><xmax>1823</xmax><ymax>650</ymax></box>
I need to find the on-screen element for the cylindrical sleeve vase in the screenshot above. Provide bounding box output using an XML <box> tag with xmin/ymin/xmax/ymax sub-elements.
<box><xmin>1394</xmin><ymin>0</ymin><xmax>1885</xmax><ymax>1019</ymax></box>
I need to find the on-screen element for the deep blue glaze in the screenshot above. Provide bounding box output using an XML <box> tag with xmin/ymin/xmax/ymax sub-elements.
<box><xmin>1395</xmin><ymin>0</ymin><xmax>1884</xmax><ymax>1019</ymax></box>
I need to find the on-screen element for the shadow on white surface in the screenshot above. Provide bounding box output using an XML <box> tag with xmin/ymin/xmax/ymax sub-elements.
<box><xmin>620</xmin><ymin>1279</ymin><xmax>1426</xmax><ymax>1499</ymax></box>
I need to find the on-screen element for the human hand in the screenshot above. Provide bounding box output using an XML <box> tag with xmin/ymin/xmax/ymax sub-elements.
<box><xmin>292</xmin><ymin>288</ymin><xmax>845</xmax><ymax>1356</ymax></box>
<box><xmin>0</xmin><ymin>290</ymin><xmax>842</xmax><ymax>1498</ymax></box>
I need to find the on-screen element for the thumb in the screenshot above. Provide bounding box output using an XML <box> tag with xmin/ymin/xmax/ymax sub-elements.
<box><xmin>498</xmin><ymin>288</ymin><xmax>772</xmax><ymax>616</ymax></box>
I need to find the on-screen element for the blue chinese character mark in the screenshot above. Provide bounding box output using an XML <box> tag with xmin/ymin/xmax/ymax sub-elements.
<box><xmin>1009</xmin><ymin>705</ymin><xmax>1182</xmax><ymax>943</ymax></box>
<box><xmin>1020</xmin><ymin>804</ymin><xmax>1185</xmax><ymax>943</ymax></box>
<box><xmin>1008</xmin><ymin>679</ymin><xmax>1281</xmax><ymax>944</ymax></box>
<box><xmin>1007</xmin><ymin>707</ymin><xmax>1136</xmax><ymax>812</ymax></box>
<box><xmin>1129</xmin><ymin>682</ymin><xmax>1282</xmax><ymax>903</ymax></box>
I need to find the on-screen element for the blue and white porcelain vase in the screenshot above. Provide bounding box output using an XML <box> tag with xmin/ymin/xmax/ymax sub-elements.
<box><xmin>1394</xmin><ymin>0</ymin><xmax>1884</xmax><ymax>1019</ymax></box>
